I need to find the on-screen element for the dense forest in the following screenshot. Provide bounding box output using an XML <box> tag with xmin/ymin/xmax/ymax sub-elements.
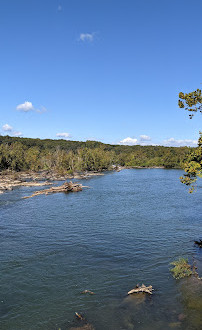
<box><xmin>0</xmin><ymin>135</ymin><xmax>194</xmax><ymax>173</ymax></box>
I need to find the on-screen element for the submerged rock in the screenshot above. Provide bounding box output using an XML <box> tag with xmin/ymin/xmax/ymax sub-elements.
<box><xmin>69</xmin><ymin>325</ymin><xmax>95</xmax><ymax>330</ymax></box>
<box><xmin>69</xmin><ymin>312</ymin><xmax>95</xmax><ymax>330</ymax></box>
<box><xmin>169</xmin><ymin>321</ymin><xmax>181</xmax><ymax>328</ymax></box>
<box><xmin>195</xmin><ymin>240</ymin><xmax>202</xmax><ymax>248</ymax></box>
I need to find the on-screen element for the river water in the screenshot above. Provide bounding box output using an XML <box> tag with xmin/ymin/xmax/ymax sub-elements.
<box><xmin>0</xmin><ymin>169</ymin><xmax>202</xmax><ymax>330</ymax></box>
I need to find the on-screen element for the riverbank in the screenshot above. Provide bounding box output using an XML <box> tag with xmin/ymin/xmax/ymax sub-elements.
<box><xmin>0</xmin><ymin>166</ymin><xmax>181</xmax><ymax>194</ymax></box>
<box><xmin>0</xmin><ymin>174</ymin><xmax>53</xmax><ymax>194</ymax></box>
<box><xmin>0</xmin><ymin>170</ymin><xmax>104</xmax><ymax>194</ymax></box>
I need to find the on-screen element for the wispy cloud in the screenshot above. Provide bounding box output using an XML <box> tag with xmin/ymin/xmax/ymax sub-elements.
<box><xmin>2</xmin><ymin>124</ymin><xmax>22</xmax><ymax>137</ymax></box>
<box><xmin>120</xmin><ymin>137</ymin><xmax>138</xmax><ymax>146</ymax></box>
<box><xmin>2</xmin><ymin>124</ymin><xmax>13</xmax><ymax>132</ymax></box>
<box><xmin>79</xmin><ymin>33</ymin><xmax>94</xmax><ymax>42</ymax></box>
<box><xmin>12</xmin><ymin>131</ymin><xmax>23</xmax><ymax>137</ymax></box>
<box><xmin>163</xmin><ymin>138</ymin><xmax>198</xmax><ymax>147</ymax></box>
<box><xmin>16</xmin><ymin>101</ymin><xmax>47</xmax><ymax>113</ymax></box>
<box><xmin>140</xmin><ymin>135</ymin><xmax>151</xmax><ymax>141</ymax></box>
<box><xmin>119</xmin><ymin>135</ymin><xmax>197</xmax><ymax>147</ymax></box>
<box><xmin>36</xmin><ymin>106</ymin><xmax>47</xmax><ymax>114</ymax></box>
<box><xmin>56</xmin><ymin>132</ymin><xmax>71</xmax><ymax>140</ymax></box>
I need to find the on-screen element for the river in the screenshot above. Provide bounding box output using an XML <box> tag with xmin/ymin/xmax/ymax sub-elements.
<box><xmin>0</xmin><ymin>169</ymin><xmax>202</xmax><ymax>330</ymax></box>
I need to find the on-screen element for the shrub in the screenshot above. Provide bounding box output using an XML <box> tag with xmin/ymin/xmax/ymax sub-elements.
<box><xmin>170</xmin><ymin>258</ymin><xmax>193</xmax><ymax>279</ymax></box>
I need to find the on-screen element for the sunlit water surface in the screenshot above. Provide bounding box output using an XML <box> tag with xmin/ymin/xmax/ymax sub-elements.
<box><xmin>0</xmin><ymin>169</ymin><xmax>202</xmax><ymax>330</ymax></box>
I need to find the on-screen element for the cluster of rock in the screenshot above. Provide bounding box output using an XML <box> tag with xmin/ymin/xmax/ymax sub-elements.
<box><xmin>23</xmin><ymin>181</ymin><xmax>84</xmax><ymax>199</ymax></box>
<box><xmin>0</xmin><ymin>176</ymin><xmax>52</xmax><ymax>194</ymax></box>
<box><xmin>73</xmin><ymin>172</ymin><xmax>104</xmax><ymax>179</ymax></box>
<box><xmin>0</xmin><ymin>170</ymin><xmax>99</xmax><ymax>195</ymax></box>
<box><xmin>0</xmin><ymin>170</ymin><xmax>105</xmax><ymax>195</ymax></box>
<box><xmin>18</xmin><ymin>170</ymin><xmax>104</xmax><ymax>181</ymax></box>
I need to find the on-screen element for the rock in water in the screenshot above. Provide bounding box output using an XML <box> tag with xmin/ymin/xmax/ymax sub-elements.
<box><xmin>81</xmin><ymin>290</ymin><xmax>95</xmax><ymax>295</ymax></box>
<box><xmin>194</xmin><ymin>240</ymin><xmax>202</xmax><ymax>248</ymax></box>
<box><xmin>23</xmin><ymin>181</ymin><xmax>83</xmax><ymax>199</ymax></box>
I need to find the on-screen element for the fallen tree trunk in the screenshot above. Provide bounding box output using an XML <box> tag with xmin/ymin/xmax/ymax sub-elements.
<box><xmin>128</xmin><ymin>284</ymin><xmax>154</xmax><ymax>295</ymax></box>
<box><xmin>23</xmin><ymin>181</ymin><xmax>83</xmax><ymax>199</ymax></box>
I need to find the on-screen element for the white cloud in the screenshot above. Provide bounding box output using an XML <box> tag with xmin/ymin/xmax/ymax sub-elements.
<box><xmin>1</xmin><ymin>124</ymin><xmax>22</xmax><ymax>137</ymax></box>
<box><xmin>120</xmin><ymin>137</ymin><xmax>138</xmax><ymax>145</ymax></box>
<box><xmin>58</xmin><ymin>5</ymin><xmax>62</xmax><ymax>11</ymax></box>
<box><xmin>164</xmin><ymin>138</ymin><xmax>198</xmax><ymax>147</ymax></box>
<box><xmin>16</xmin><ymin>101</ymin><xmax>47</xmax><ymax>113</ymax></box>
<box><xmin>56</xmin><ymin>132</ymin><xmax>71</xmax><ymax>140</ymax></box>
<box><xmin>79</xmin><ymin>33</ymin><xmax>94</xmax><ymax>42</ymax></box>
<box><xmin>140</xmin><ymin>135</ymin><xmax>151</xmax><ymax>141</ymax></box>
<box><xmin>16</xmin><ymin>101</ymin><xmax>34</xmax><ymax>112</ymax></box>
<box><xmin>2</xmin><ymin>124</ymin><xmax>13</xmax><ymax>131</ymax></box>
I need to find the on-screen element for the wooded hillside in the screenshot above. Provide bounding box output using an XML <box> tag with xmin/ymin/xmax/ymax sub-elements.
<box><xmin>0</xmin><ymin>135</ymin><xmax>193</xmax><ymax>173</ymax></box>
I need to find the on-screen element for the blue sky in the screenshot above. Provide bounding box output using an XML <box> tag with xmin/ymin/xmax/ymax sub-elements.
<box><xmin>0</xmin><ymin>0</ymin><xmax>201</xmax><ymax>146</ymax></box>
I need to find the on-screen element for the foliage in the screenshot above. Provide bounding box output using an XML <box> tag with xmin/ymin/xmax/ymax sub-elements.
<box><xmin>178</xmin><ymin>90</ymin><xmax>202</xmax><ymax>192</ymax></box>
<box><xmin>170</xmin><ymin>258</ymin><xmax>193</xmax><ymax>279</ymax></box>
<box><xmin>178</xmin><ymin>89</ymin><xmax>202</xmax><ymax>119</ymax></box>
<box><xmin>180</xmin><ymin>133</ymin><xmax>202</xmax><ymax>192</ymax></box>
<box><xmin>0</xmin><ymin>135</ymin><xmax>193</xmax><ymax>173</ymax></box>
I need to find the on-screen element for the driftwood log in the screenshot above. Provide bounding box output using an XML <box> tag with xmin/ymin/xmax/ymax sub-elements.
<box><xmin>81</xmin><ymin>290</ymin><xmax>95</xmax><ymax>295</ymax></box>
<box><xmin>23</xmin><ymin>181</ymin><xmax>83</xmax><ymax>199</ymax></box>
<box><xmin>128</xmin><ymin>284</ymin><xmax>154</xmax><ymax>295</ymax></box>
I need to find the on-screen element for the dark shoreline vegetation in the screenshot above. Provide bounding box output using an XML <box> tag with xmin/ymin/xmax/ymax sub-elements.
<box><xmin>0</xmin><ymin>135</ymin><xmax>194</xmax><ymax>174</ymax></box>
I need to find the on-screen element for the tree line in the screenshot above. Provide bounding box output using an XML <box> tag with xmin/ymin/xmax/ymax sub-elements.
<box><xmin>0</xmin><ymin>135</ymin><xmax>193</xmax><ymax>173</ymax></box>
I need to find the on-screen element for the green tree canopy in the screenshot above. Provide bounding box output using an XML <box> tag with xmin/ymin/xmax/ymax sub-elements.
<box><xmin>178</xmin><ymin>89</ymin><xmax>202</xmax><ymax>119</ymax></box>
<box><xmin>178</xmin><ymin>90</ymin><xmax>202</xmax><ymax>192</ymax></box>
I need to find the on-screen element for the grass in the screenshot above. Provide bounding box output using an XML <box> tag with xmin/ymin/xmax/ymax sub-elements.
<box><xmin>170</xmin><ymin>258</ymin><xmax>193</xmax><ymax>279</ymax></box>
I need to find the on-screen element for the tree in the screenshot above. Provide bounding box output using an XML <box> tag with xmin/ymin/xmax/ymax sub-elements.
<box><xmin>24</xmin><ymin>146</ymin><xmax>40</xmax><ymax>171</ymax></box>
<box><xmin>178</xmin><ymin>89</ymin><xmax>202</xmax><ymax>119</ymax></box>
<box><xmin>178</xmin><ymin>90</ymin><xmax>202</xmax><ymax>192</ymax></box>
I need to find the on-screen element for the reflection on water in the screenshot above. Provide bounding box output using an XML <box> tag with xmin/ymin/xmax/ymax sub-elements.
<box><xmin>179</xmin><ymin>277</ymin><xmax>202</xmax><ymax>330</ymax></box>
<box><xmin>0</xmin><ymin>169</ymin><xmax>201</xmax><ymax>330</ymax></box>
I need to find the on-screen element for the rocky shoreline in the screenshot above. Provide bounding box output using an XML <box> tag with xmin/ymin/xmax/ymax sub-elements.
<box><xmin>0</xmin><ymin>170</ymin><xmax>104</xmax><ymax>195</ymax></box>
<box><xmin>0</xmin><ymin>166</ymin><xmax>170</xmax><ymax>195</ymax></box>
<box><xmin>0</xmin><ymin>175</ymin><xmax>53</xmax><ymax>194</ymax></box>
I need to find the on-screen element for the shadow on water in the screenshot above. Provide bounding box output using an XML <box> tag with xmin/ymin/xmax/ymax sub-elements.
<box><xmin>56</xmin><ymin>277</ymin><xmax>202</xmax><ymax>330</ymax></box>
<box><xmin>179</xmin><ymin>277</ymin><xmax>202</xmax><ymax>330</ymax></box>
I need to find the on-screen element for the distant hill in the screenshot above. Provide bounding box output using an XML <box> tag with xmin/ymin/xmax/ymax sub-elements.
<box><xmin>0</xmin><ymin>135</ymin><xmax>193</xmax><ymax>172</ymax></box>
